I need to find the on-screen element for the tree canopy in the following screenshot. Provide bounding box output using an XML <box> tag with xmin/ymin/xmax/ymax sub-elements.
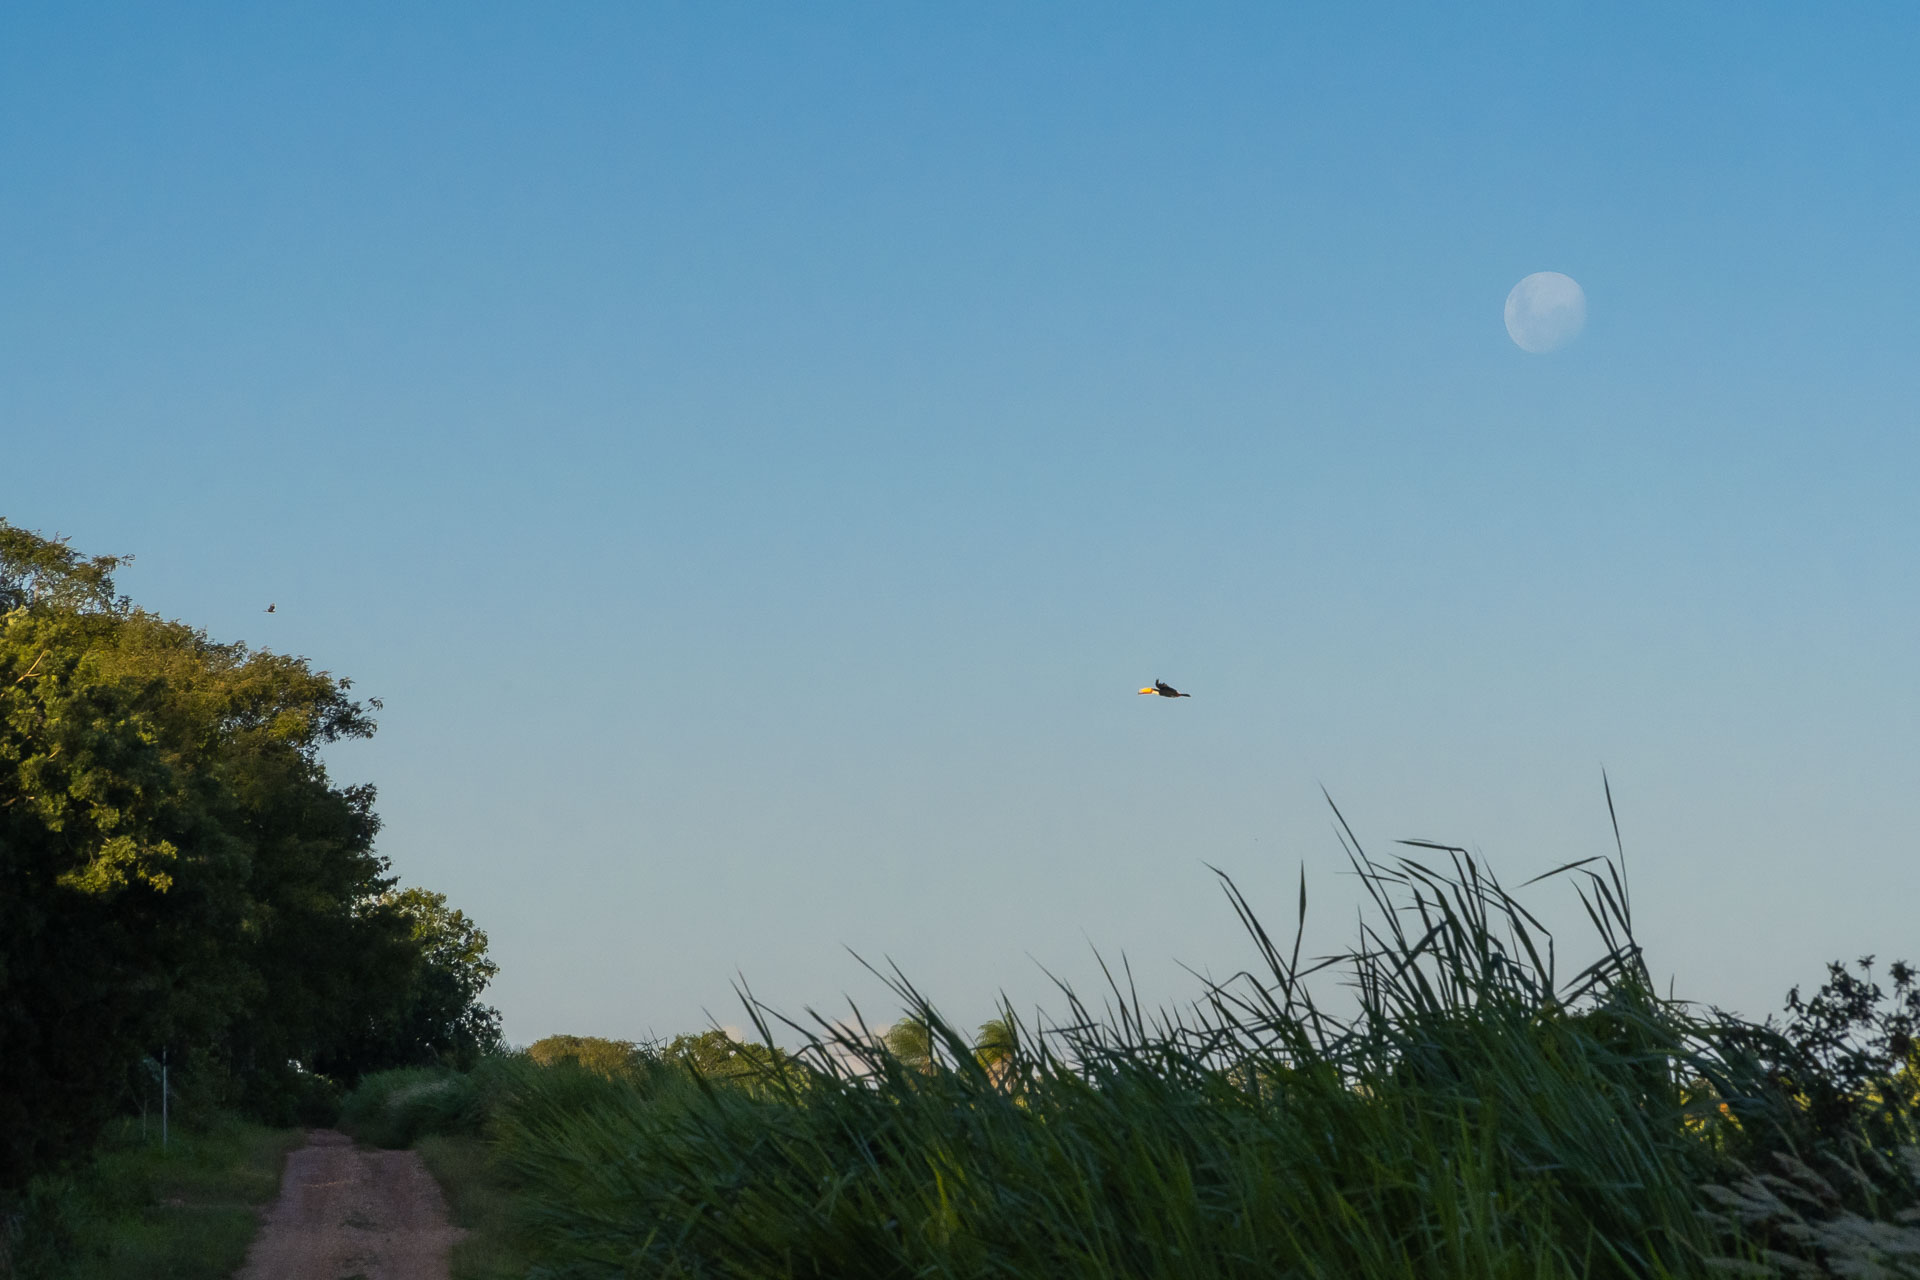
<box><xmin>527</xmin><ymin>1035</ymin><xmax>649</xmax><ymax>1077</ymax></box>
<box><xmin>883</xmin><ymin>1015</ymin><xmax>936</xmax><ymax>1072</ymax></box>
<box><xmin>0</xmin><ymin>519</ymin><xmax>499</xmax><ymax>1191</ymax></box>
<box><xmin>661</xmin><ymin>1029</ymin><xmax>790</xmax><ymax>1084</ymax></box>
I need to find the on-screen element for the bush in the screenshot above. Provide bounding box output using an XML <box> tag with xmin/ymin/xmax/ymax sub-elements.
<box><xmin>338</xmin><ymin>1066</ymin><xmax>488</xmax><ymax>1150</ymax></box>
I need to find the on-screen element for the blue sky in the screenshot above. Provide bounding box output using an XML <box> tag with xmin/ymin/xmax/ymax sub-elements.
<box><xmin>4</xmin><ymin>4</ymin><xmax>1917</xmax><ymax>1044</ymax></box>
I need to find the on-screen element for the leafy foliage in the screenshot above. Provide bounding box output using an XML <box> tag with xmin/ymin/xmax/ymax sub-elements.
<box><xmin>338</xmin><ymin>1065</ymin><xmax>497</xmax><ymax>1150</ymax></box>
<box><xmin>527</xmin><ymin>1036</ymin><xmax>651</xmax><ymax>1078</ymax></box>
<box><xmin>0</xmin><ymin>525</ymin><xmax>126</xmax><ymax>615</ymax></box>
<box><xmin>972</xmin><ymin>1014</ymin><xmax>1019</xmax><ymax>1089</ymax></box>
<box><xmin>0</xmin><ymin>518</ymin><xmax>499</xmax><ymax>1193</ymax></box>
<box><xmin>881</xmin><ymin>1015</ymin><xmax>934</xmax><ymax>1072</ymax></box>
<box><xmin>1779</xmin><ymin>957</ymin><xmax>1920</xmax><ymax>1129</ymax></box>
<box><xmin>661</xmin><ymin>1029</ymin><xmax>791</xmax><ymax>1086</ymax></box>
<box><xmin>319</xmin><ymin>889</ymin><xmax>504</xmax><ymax>1077</ymax></box>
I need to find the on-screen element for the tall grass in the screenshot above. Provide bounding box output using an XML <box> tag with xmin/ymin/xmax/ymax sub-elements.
<box><xmin>483</xmin><ymin>805</ymin><xmax>1919</xmax><ymax>1278</ymax></box>
<box><xmin>415</xmin><ymin>1133</ymin><xmax>537</xmax><ymax>1280</ymax></box>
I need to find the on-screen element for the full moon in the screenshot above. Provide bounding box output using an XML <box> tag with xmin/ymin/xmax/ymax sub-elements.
<box><xmin>1504</xmin><ymin>271</ymin><xmax>1586</xmax><ymax>353</ymax></box>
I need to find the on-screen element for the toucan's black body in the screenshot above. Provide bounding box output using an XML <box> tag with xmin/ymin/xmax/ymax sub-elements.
<box><xmin>1139</xmin><ymin>680</ymin><xmax>1191</xmax><ymax>698</ymax></box>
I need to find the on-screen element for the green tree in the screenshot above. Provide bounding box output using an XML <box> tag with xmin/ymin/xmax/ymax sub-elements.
<box><xmin>527</xmin><ymin>1035</ymin><xmax>648</xmax><ymax>1077</ymax></box>
<box><xmin>387</xmin><ymin>888</ymin><xmax>503</xmax><ymax>1066</ymax></box>
<box><xmin>973</xmin><ymin>1015</ymin><xmax>1017</xmax><ymax>1064</ymax></box>
<box><xmin>1</xmin><ymin>519</ymin><xmax>497</xmax><ymax>1183</ymax></box>
<box><xmin>80</xmin><ymin>583</ymin><xmax>415</xmax><ymax>1120</ymax></box>
<box><xmin>317</xmin><ymin>889</ymin><xmax>503</xmax><ymax>1077</ymax></box>
<box><xmin>2</xmin><ymin>596</ymin><xmax>194</xmax><ymax>1188</ymax></box>
<box><xmin>975</xmin><ymin>1013</ymin><xmax>1021</xmax><ymax>1090</ymax></box>
<box><xmin>663</xmin><ymin>1029</ymin><xmax>788</xmax><ymax>1085</ymax></box>
<box><xmin>884</xmin><ymin>1015</ymin><xmax>936</xmax><ymax>1072</ymax></box>
<box><xmin>0</xmin><ymin>522</ymin><xmax>126</xmax><ymax>614</ymax></box>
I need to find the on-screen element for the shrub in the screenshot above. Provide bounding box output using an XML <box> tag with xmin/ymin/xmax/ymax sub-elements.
<box><xmin>338</xmin><ymin>1067</ymin><xmax>486</xmax><ymax>1150</ymax></box>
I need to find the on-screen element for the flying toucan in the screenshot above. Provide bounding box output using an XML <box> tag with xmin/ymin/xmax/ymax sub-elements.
<box><xmin>1138</xmin><ymin>680</ymin><xmax>1191</xmax><ymax>698</ymax></box>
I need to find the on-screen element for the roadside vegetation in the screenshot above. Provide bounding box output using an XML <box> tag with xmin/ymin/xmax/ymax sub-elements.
<box><xmin>342</xmin><ymin>824</ymin><xmax>1920</xmax><ymax>1279</ymax></box>
<box><xmin>417</xmin><ymin>1132</ymin><xmax>534</xmax><ymax>1280</ymax></box>
<box><xmin>1</xmin><ymin>519</ymin><xmax>502</xmax><ymax>1277</ymax></box>
<box><xmin>0</xmin><ymin>1113</ymin><xmax>300</xmax><ymax>1280</ymax></box>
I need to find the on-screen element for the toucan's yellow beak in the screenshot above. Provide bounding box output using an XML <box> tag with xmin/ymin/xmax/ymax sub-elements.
<box><xmin>1138</xmin><ymin>687</ymin><xmax>1156</xmax><ymax>695</ymax></box>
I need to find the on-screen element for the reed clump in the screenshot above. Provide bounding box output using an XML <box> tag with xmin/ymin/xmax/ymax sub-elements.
<box><xmin>480</xmin><ymin>804</ymin><xmax>1920</xmax><ymax>1278</ymax></box>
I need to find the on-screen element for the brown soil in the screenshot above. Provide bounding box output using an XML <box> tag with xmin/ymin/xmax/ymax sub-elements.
<box><xmin>234</xmin><ymin>1129</ymin><xmax>463</xmax><ymax>1280</ymax></box>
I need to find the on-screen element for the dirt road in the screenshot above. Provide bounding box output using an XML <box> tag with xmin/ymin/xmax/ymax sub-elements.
<box><xmin>234</xmin><ymin>1129</ymin><xmax>462</xmax><ymax>1280</ymax></box>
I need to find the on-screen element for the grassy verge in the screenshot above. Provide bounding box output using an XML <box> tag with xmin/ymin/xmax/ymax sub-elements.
<box><xmin>12</xmin><ymin>1113</ymin><xmax>303</xmax><ymax>1280</ymax></box>
<box><xmin>414</xmin><ymin>1134</ymin><xmax>534</xmax><ymax>1280</ymax></box>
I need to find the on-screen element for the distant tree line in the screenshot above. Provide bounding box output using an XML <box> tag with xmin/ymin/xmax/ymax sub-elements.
<box><xmin>525</xmin><ymin>1014</ymin><xmax>1021</xmax><ymax>1089</ymax></box>
<box><xmin>0</xmin><ymin>520</ymin><xmax>500</xmax><ymax>1194</ymax></box>
<box><xmin>527</xmin><ymin>1031</ymin><xmax>790</xmax><ymax>1085</ymax></box>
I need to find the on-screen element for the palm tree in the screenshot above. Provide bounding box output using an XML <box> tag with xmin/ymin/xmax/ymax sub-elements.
<box><xmin>883</xmin><ymin>1015</ymin><xmax>935</xmax><ymax>1073</ymax></box>
<box><xmin>974</xmin><ymin>1015</ymin><xmax>1019</xmax><ymax>1090</ymax></box>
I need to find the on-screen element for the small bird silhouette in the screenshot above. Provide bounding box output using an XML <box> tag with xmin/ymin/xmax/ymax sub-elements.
<box><xmin>1138</xmin><ymin>679</ymin><xmax>1191</xmax><ymax>698</ymax></box>
<box><xmin>265</xmin><ymin>604</ymin><xmax>275</xmax><ymax>613</ymax></box>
